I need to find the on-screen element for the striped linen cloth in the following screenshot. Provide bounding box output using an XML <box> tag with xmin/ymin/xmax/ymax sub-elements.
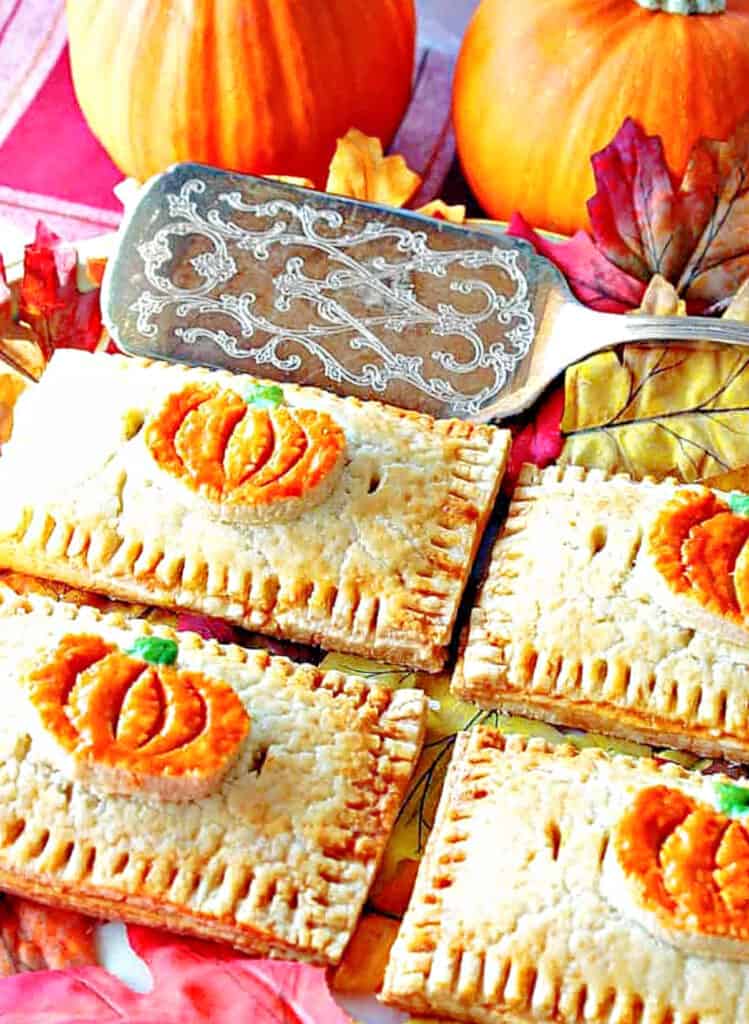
<box><xmin>0</xmin><ymin>1</ymin><xmax>458</xmax><ymax>244</ymax></box>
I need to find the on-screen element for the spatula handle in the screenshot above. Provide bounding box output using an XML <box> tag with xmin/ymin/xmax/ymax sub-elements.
<box><xmin>480</xmin><ymin>303</ymin><xmax>749</xmax><ymax>424</ymax></box>
<box><xmin>619</xmin><ymin>315</ymin><xmax>749</xmax><ymax>347</ymax></box>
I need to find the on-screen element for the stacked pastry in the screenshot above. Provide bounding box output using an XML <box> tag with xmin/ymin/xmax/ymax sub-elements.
<box><xmin>0</xmin><ymin>351</ymin><xmax>509</xmax><ymax>966</ymax></box>
<box><xmin>3</xmin><ymin>351</ymin><xmax>749</xmax><ymax>1024</ymax></box>
<box><xmin>383</xmin><ymin>464</ymin><xmax>749</xmax><ymax>1023</ymax></box>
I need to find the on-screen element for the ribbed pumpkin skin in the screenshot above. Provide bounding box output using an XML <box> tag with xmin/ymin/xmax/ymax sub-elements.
<box><xmin>66</xmin><ymin>0</ymin><xmax>416</xmax><ymax>185</ymax></box>
<box><xmin>453</xmin><ymin>0</ymin><xmax>749</xmax><ymax>235</ymax></box>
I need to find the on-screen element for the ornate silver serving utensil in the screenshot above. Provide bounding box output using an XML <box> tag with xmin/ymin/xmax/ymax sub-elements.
<box><xmin>102</xmin><ymin>163</ymin><xmax>749</xmax><ymax>421</ymax></box>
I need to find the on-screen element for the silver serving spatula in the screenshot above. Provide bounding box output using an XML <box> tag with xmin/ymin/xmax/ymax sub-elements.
<box><xmin>102</xmin><ymin>163</ymin><xmax>749</xmax><ymax>422</ymax></box>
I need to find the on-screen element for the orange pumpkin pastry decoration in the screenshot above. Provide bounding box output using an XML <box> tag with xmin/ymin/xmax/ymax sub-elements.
<box><xmin>145</xmin><ymin>382</ymin><xmax>347</xmax><ymax>524</ymax></box>
<box><xmin>644</xmin><ymin>487</ymin><xmax>749</xmax><ymax>645</ymax></box>
<box><xmin>25</xmin><ymin>634</ymin><xmax>250</xmax><ymax>801</ymax></box>
<box><xmin>607</xmin><ymin>783</ymin><xmax>749</xmax><ymax>959</ymax></box>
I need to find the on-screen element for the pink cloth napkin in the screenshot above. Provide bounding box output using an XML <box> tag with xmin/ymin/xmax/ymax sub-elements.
<box><xmin>0</xmin><ymin>1</ymin><xmax>456</xmax><ymax>242</ymax></box>
<box><xmin>0</xmin><ymin>0</ymin><xmax>122</xmax><ymax>239</ymax></box>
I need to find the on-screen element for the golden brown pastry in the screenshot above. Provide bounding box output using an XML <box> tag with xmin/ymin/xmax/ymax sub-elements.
<box><xmin>0</xmin><ymin>588</ymin><xmax>427</xmax><ymax>964</ymax></box>
<box><xmin>382</xmin><ymin>729</ymin><xmax>749</xmax><ymax>1024</ymax></box>
<box><xmin>456</xmin><ymin>464</ymin><xmax>749</xmax><ymax>761</ymax></box>
<box><xmin>0</xmin><ymin>351</ymin><xmax>510</xmax><ymax>670</ymax></box>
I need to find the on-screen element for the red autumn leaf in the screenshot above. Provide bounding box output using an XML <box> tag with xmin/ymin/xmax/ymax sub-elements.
<box><xmin>176</xmin><ymin>612</ymin><xmax>241</xmax><ymax>645</ymax></box>
<box><xmin>505</xmin><ymin>387</ymin><xmax>565</xmax><ymax>490</ymax></box>
<box><xmin>0</xmin><ymin>924</ymin><xmax>353</xmax><ymax>1024</ymax></box>
<box><xmin>507</xmin><ymin>213</ymin><xmax>644</xmax><ymax>314</ymax></box>
<box><xmin>18</xmin><ymin>222</ymin><xmax>108</xmax><ymax>361</ymax></box>
<box><xmin>510</xmin><ymin>115</ymin><xmax>749</xmax><ymax>314</ymax></box>
<box><xmin>587</xmin><ymin>118</ymin><xmax>714</xmax><ymax>287</ymax></box>
<box><xmin>0</xmin><ymin>897</ymin><xmax>96</xmax><ymax>976</ymax></box>
<box><xmin>0</xmin><ymin>257</ymin><xmax>10</xmax><ymax>321</ymax></box>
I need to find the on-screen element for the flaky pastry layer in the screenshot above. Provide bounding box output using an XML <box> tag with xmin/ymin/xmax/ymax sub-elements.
<box><xmin>0</xmin><ymin>589</ymin><xmax>426</xmax><ymax>965</ymax></box>
<box><xmin>0</xmin><ymin>352</ymin><xmax>510</xmax><ymax>670</ymax></box>
<box><xmin>456</xmin><ymin>464</ymin><xmax>749</xmax><ymax>760</ymax></box>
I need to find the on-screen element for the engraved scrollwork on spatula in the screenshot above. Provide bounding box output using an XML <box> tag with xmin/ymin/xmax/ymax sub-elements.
<box><xmin>132</xmin><ymin>178</ymin><xmax>536</xmax><ymax>416</ymax></box>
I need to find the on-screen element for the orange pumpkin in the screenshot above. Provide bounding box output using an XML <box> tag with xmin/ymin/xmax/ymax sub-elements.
<box><xmin>145</xmin><ymin>383</ymin><xmax>347</xmax><ymax>521</ymax></box>
<box><xmin>646</xmin><ymin>488</ymin><xmax>749</xmax><ymax>640</ymax></box>
<box><xmin>65</xmin><ymin>0</ymin><xmax>416</xmax><ymax>185</ymax></box>
<box><xmin>453</xmin><ymin>0</ymin><xmax>749</xmax><ymax>235</ymax></box>
<box><xmin>614</xmin><ymin>785</ymin><xmax>749</xmax><ymax>942</ymax></box>
<box><xmin>27</xmin><ymin>634</ymin><xmax>249</xmax><ymax>800</ymax></box>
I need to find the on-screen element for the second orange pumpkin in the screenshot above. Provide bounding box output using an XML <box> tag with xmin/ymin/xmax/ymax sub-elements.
<box><xmin>66</xmin><ymin>0</ymin><xmax>416</xmax><ymax>186</ymax></box>
<box><xmin>453</xmin><ymin>0</ymin><xmax>749</xmax><ymax>235</ymax></box>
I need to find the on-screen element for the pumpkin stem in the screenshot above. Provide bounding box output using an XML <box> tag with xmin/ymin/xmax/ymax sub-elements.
<box><xmin>633</xmin><ymin>0</ymin><xmax>725</xmax><ymax>10</ymax></box>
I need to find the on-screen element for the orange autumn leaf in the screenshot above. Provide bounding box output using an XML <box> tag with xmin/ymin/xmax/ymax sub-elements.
<box><xmin>370</xmin><ymin>857</ymin><xmax>420</xmax><ymax>918</ymax></box>
<box><xmin>0</xmin><ymin>571</ymin><xmax>107</xmax><ymax>608</ymax></box>
<box><xmin>332</xmin><ymin>913</ymin><xmax>399</xmax><ymax>995</ymax></box>
<box><xmin>85</xmin><ymin>257</ymin><xmax>108</xmax><ymax>288</ymax></box>
<box><xmin>0</xmin><ymin>372</ymin><xmax>26</xmax><ymax>446</ymax></box>
<box><xmin>326</xmin><ymin>128</ymin><xmax>422</xmax><ymax>207</ymax></box>
<box><xmin>0</xmin><ymin>896</ymin><xmax>96</xmax><ymax>975</ymax></box>
<box><xmin>702</xmin><ymin>466</ymin><xmax>749</xmax><ymax>490</ymax></box>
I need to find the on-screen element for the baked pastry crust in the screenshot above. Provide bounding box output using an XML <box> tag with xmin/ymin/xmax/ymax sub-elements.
<box><xmin>0</xmin><ymin>588</ymin><xmax>427</xmax><ymax>964</ymax></box>
<box><xmin>456</xmin><ymin>464</ymin><xmax>749</xmax><ymax>761</ymax></box>
<box><xmin>0</xmin><ymin>352</ymin><xmax>509</xmax><ymax>671</ymax></box>
<box><xmin>382</xmin><ymin>729</ymin><xmax>749</xmax><ymax>1024</ymax></box>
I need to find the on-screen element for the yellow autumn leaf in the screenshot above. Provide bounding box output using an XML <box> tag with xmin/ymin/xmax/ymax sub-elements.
<box><xmin>564</xmin><ymin>732</ymin><xmax>652</xmax><ymax>758</ymax></box>
<box><xmin>415</xmin><ymin>200</ymin><xmax>467</xmax><ymax>224</ymax></box>
<box><xmin>560</xmin><ymin>273</ymin><xmax>749</xmax><ymax>481</ymax></box>
<box><xmin>264</xmin><ymin>174</ymin><xmax>315</xmax><ymax>189</ymax></box>
<box><xmin>325</xmin><ymin>128</ymin><xmax>422</xmax><ymax>207</ymax></box>
<box><xmin>561</xmin><ymin>346</ymin><xmax>749</xmax><ymax>481</ymax></box>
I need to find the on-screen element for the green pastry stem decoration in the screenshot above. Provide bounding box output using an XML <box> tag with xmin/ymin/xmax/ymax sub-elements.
<box><xmin>245</xmin><ymin>383</ymin><xmax>284</xmax><ymax>409</ymax></box>
<box><xmin>126</xmin><ymin>636</ymin><xmax>179</xmax><ymax>666</ymax></box>
<box><xmin>633</xmin><ymin>0</ymin><xmax>725</xmax><ymax>12</ymax></box>
<box><xmin>715</xmin><ymin>781</ymin><xmax>749</xmax><ymax>816</ymax></box>
<box><xmin>728</xmin><ymin>492</ymin><xmax>749</xmax><ymax>517</ymax></box>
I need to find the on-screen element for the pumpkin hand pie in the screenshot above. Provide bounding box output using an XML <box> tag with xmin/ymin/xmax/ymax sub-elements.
<box><xmin>0</xmin><ymin>352</ymin><xmax>510</xmax><ymax>671</ymax></box>
<box><xmin>0</xmin><ymin>590</ymin><xmax>426</xmax><ymax>964</ymax></box>
<box><xmin>382</xmin><ymin>731</ymin><xmax>749</xmax><ymax>1024</ymax></box>
<box><xmin>455</xmin><ymin>465</ymin><xmax>749</xmax><ymax>762</ymax></box>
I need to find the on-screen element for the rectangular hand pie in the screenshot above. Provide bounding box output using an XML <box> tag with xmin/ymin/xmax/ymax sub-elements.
<box><xmin>382</xmin><ymin>729</ymin><xmax>749</xmax><ymax>1024</ymax></box>
<box><xmin>455</xmin><ymin>463</ymin><xmax>749</xmax><ymax>760</ymax></box>
<box><xmin>0</xmin><ymin>589</ymin><xmax>427</xmax><ymax>964</ymax></box>
<box><xmin>0</xmin><ymin>351</ymin><xmax>510</xmax><ymax>671</ymax></box>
